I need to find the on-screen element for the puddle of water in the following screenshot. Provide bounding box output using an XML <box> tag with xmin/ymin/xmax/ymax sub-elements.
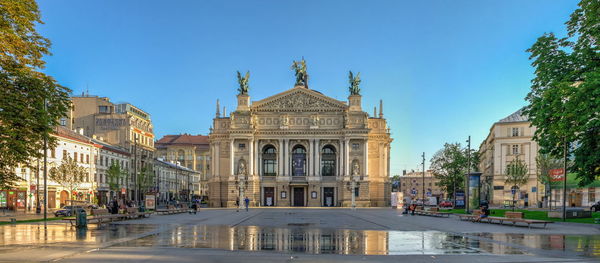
<box><xmin>0</xmin><ymin>223</ymin><xmax>157</xmax><ymax>247</ymax></box>
<box><xmin>1</xmin><ymin>223</ymin><xmax>599</xmax><ymax>257</ymax></box>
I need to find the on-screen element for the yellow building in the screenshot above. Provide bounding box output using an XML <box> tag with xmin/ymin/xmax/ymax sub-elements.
<box><xmin>155</xmin><ymin>134</ymin><xmax>210</xmax><ymax>198</ymax></box>
<box><xmin>398</xmin><ymin>170</ymin><xmax>444</xmax><ymax>202</ymax></box>
<box><xmin>209</xmin><ymin>80</ymin><xmax>392</xmax><ymax>207</ymax></box>
<box><xmin>69</xmin><ymin>95</ymin><xmax>155</xmax><ymax>199</ymax></box>
<box><xmin>479</xmin><ymin>108</ymin><xmax>541</xmax><ymax>207</ymax></box>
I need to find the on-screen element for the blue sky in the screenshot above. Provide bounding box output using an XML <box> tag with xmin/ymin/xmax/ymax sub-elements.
<box><xmin>37</xmin><ymin>0</ymin><xmax>578</xmax><ymax>174</ymax></box>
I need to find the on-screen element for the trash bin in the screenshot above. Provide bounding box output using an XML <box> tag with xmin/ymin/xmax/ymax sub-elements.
<box><xmin>76</xmin><ymin>209</ymin><xmax>87</xmax><ymax>228</ymax></box>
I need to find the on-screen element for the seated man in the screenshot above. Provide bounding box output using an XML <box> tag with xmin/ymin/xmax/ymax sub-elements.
<box><xmin>473</xmin><ymin>205</ymin><xmax>490</xmax><ymax>222</ymax></box>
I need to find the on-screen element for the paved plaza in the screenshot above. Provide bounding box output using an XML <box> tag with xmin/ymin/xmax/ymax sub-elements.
<box><xmin>0</xmin><ymin>208</ymin><xmax>599</xmax><ymax>262</ymax></box>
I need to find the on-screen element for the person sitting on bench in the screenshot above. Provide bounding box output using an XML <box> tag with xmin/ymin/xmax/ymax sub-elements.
<box><xmin>474</xmin><ymin>204</ymin><xmax>490</xmax><ymax>222</ymax></box>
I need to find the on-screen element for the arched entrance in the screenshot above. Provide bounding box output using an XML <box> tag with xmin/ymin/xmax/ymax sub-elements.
<box><xmin>59</xmin><ymin>190</ymin><xmax>69</xmax><ymax>208</ymax></box>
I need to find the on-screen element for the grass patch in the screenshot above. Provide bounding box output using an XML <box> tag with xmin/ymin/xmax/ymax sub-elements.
<box><xmin>444</xmin><ymin>208</ymin><xmax>600</xmax><ymax>224</ymax></box>
<box><xmin>0</xmin><ymin>217</ymin><xmax>65</xmax><ymax>225</ymax></box>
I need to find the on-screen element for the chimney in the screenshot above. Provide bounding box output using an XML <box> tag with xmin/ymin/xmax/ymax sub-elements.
<box><xmin>379</xmin><ymin>100</ymin><xmax>383</xmax><ymax>118</ymax></box>
<box><xmin>223</xmin><ymin>106</ymin><xmax>227</xmax><ymax>117</ymax></box>
<box><xmin>216</xmin><ymin>99</ymin><xmax>221</xmax><ymax>117</ymax></box>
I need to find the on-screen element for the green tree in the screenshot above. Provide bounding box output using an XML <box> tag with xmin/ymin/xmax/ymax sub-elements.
<box><xmin>536</xmin><ymin>153</ymin><xmax>562</xmax><ymax>209</ymax></box>
<box><xmin>430</xmin><ymin>143</ymin><xmax>478</xmax><ymax>202</ymax></box>
<box><xmin>0</xmin><ymin>0</ymin><xmax>71</xmax><ymax>189</ymax></box>
<box><xmin>106</xmin><ymin>162</ymin><xmax>125</xmax><ymax>193</ymax></box>
<box><xmin>505</xmin><ymin>158</ymin><xmax>529</xmax><ymax>211</ymax></box>
<box><xmin>525</xmin><ymin>0</ymin><xmax>600</xmax><ymax>186</ymax></box>
<box><xmin>49</xmin><ymin>157</ymin><xmax>86</xmax><ymax>207</ymax></box>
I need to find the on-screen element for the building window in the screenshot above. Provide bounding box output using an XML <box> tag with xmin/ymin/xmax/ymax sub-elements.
<box><xmin>352</xmin><ymin>143</ymin><xmax>360</xmax><ymax>151</ymax></box>
<box><xmin>262</xmin><ymin>145</ymin><xmax>277</xmax><ymax>176</ymax></box>
<box><xmin>512</xmin><ymin>145</ymin><xmax>520</xmax><ymax>155</ymax></box>
<box><xmin>321</xmin><ymin>145</ymin><xmax>336</xmax><ymax>176</ymax></box>
<box><xmin>354</xmin><ymin>187</ymin><xmax>360</xmax><ymax>197</ymax></box>
<box><xmin>512</xmin><ymin>127</ymin><xmax>519</xmax><ymax>137</ymax></box>
<box><xmin>73</xmin><ymin>152</ymin><xmax>78</xmax><ymax>162</ymax></box>
<box><xmin>292</xmin><ymin>145</ymin><xmax>307</xmax><ymax>176</ymax></box>
<box><xmin>98</xmin><ymin>105</ymin><xmax>110</xmax><ymax>113</ymax></box>
<box><xmin>81</xmin><ymin>153</ymin><xmax>85</xmax><ymax>163</ymax></box>
<box><xmin>86</xmin><ymin>154</ymin><xmax>89</xmax><ymax>164</ymax></box>
<box><xmin>50</xmin><ymin>148</ymin><xmax>56</xmax><ymax>158</ymax></box>
<box><xmin>238</xmin><ymin>143</ymin><xmax>246</xmax><ymax>150</ymax></box>
<box><xmin>589</xmin><ymin>188</ymin><xmax>596</xmax><ymax>203</ymax></box>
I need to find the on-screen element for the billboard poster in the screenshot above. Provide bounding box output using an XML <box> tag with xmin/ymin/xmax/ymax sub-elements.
<box><xmin>549</xmin><ymin>169</ymin><xmax>565</xmax><ymax>182</ymax></box>
<box><xmin>145</xmin><ymin>195</ymin><xmax>156</xmax><ymax>210</ymax></box>
<box><xmin>292</xmin><ymin>154</ymin><xmax>305</xmax><ymax>176</ymax></box>
<box><xmin>455</xmin><ymin>191</ymin><xmax>465</xmax><ymax>208</ymax></box>
<box><xmin>468</xmin><ymin>174</ymin><xmax>481</xmax><ymax>210</ymax></box>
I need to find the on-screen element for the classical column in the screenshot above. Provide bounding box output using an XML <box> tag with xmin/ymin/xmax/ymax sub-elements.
<box><xmin>315</xmin><ymin>139</ymin><xmax>320</xmax><ymax>177</ymax></box>
<box><xmin>344</xmin><ymin>139</ymin><xmax>350</xmax><ymax>177</ymax></box>
<box><xmin>230</xmin><ymin>139</ymin><xmax>235</xmax><ymax>176</ymax></box>
<box><xmin>337</xmin><ymin>140</ymin><xmax>342</xmax><ymax>177</ymax></box>
<box><xmin>249</xmin><ymin>138</ymin><xmax>254</xmax><ymax>177</ymax></box>
<box><xmin>278</xmin><ymin>139</ymin><xmax>283</xmax><ymax>176</ymax></box>
<box><xmin>308</xmin><ymin>139</ymin><xmax>313</xmax><ymax>176</ymax></box>
<box><xmin>364</xmin><ymin>139</ymin><xmax>369</xmax><ymax>177</ymax></box>
<box><xmin>254</xmin><ymin>140</ymin><xmax>259</xmax><ymax>176</ymax></box>
<box><xmin>284</xmin><ymin>139</ymin><xmax>289</xmax><ymax>176</ymax></box>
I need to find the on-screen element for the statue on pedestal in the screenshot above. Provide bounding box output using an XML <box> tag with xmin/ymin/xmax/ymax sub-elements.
<box><xmin>349</xmin><ymin>71</ymin><xmax>361</xmax><ymax>95</ymax></box>
<box><xmin>291</xmin><ymin>58</ymin><xmax>308</xmax><ymax>87</ymax></box>
<box><xmin>237</xmin><ymin>71</ymin><xmax>250</xmax><ymax>95</ymax></box>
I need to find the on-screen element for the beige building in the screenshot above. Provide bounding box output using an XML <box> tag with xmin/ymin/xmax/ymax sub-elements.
<box><xmin>398</xmin><ymin>170</ymin><xmax>443</xmax><ymax>202</ymax></box>
<box><xmin>155</xmin><ymin>134</ymin><xmax>210</xmax><ymax>198</ymax></box>
<box><xmin>209</xmin><ymin>84</ymin><xmax>392</xmax><ymax>208</ymax></box>
<box><xmin>154</xmin><ymin>159</ymin><xmax>199</xmax><ymax>203</ymax></box>
<box><xmin>479</xmin><ymin>108</ymin><xmax>541</xmax><ymax>207</ymax></box>
<box><xmin>69</xmin><ymin>95</ymin><xmax>156</xmax><ymax>199</ymax></box>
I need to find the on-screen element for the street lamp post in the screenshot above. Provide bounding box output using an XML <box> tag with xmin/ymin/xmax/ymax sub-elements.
<box><xmin>347</xmin><ymin>177</ymin><xmax>359</xmax><ymax>210</ymax></box>
<box><xmin>421</xmin><ymin>152</ymin><xmax>425</xmax><ymax>206</ymax></box>
<box><xmin>466</xmin><ymin>136</ymin><xmax>471</xmax><ymax>214</ymax></box>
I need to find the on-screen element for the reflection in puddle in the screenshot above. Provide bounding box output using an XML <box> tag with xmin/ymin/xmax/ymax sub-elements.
<box><xmin>1</xmin><ymin>223</ymin><xmax>599</xmax><ymax>257</ymax></box>
<box><xmin>116</xmin><ymin>225</ymin><xmax>598</xmax><ymax>256</ymax></box>
<box><xmin>0</xmin><ymin>223</ymin><xmax>157</xmax><ymax>247</ymax></box>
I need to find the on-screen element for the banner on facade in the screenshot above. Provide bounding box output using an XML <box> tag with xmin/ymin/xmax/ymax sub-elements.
<box><xmin>549</xmin><ymin>169</ymin><xmax>565</xmax><ymax>182</ymax></box>
<box><xmin>145</xmin><ymin>195</ymin><xmax>156</xmax><ymax>210</ymax></box>
<box><xmin>121</xmin><ymin>188</ymin><xmax>126</xmax><ymax>195</ymax></box>
<box><xmin>292</xmin><ymin>154</ymin><xmax>305</xmax><ymax>176</ymax></box>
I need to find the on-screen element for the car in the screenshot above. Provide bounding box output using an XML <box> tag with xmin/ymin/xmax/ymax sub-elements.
<box><xmin>54</xmin><ymin>206</ymin><xmax>85</xmax><ymax>217</ymax></box>
<box><xmin>591</xmin><ymin>201</ymin><xmax>600</xmax><ymax>212</ymax></box>
<box><xmin>439</xmin><ymin>200</ymin><xmax>453</xmax><ymax>208</ymax></box>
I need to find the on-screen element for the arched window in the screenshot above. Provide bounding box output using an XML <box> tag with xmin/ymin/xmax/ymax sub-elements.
<box><xmin>321</xmin><ymin>145</ymin><xmax>336</xmax><ymax>176</ymax></box>
<box><xmin>262</xmin><ymin>145</ymin><xmax>277</xmax><ymax>176</ymax></box>
<box><xmin>292</xmin><ymin>145</ymin><xmax>306</xmax><ymax>176</ymax></box>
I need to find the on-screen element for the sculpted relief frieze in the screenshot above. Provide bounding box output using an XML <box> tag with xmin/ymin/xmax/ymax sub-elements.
<box><xmin>253</xmin><ymin>92</ymin><xmax>345</xmax><ymax>112</ymax></box>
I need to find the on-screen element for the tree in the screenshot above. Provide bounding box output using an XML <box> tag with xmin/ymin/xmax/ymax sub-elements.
<box><xmin>0</xmin><ymin>0</ymin><xmax>71</xmax><ymax>189</ymax></box>
<box><xmin>106</xmin><ymin>162</ymin><xmax>125</xmax><ymax>195</ymax></box>
<box><xmin>524</xmin><ymin>0</ymin><xmax>600</xmax><ymax>186</ymax></box>
<box><xmin>536</xmin><ymin>153</ymin><xmax>564</xmax><ymax>209</ymax></box>
<box><xmin>505</xmin><ymin>158</ymin><xmax>529</xmax><ymax>211</ymax></box>
<box><xmin>430</xmin><ymin>143</ymin><xmax>478</xmax><ymax>203</ymax></box>
<box><xmin>49</xmin><ymin>157</ymin><xmax>86</xmax><ymax>214</ymax></box>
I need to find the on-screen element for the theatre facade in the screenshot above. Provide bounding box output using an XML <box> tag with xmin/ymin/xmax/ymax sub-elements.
<box><xmin>208</xmin><ymin>67</ymin><xmax>392</xmax><ymax>207</ymax></box>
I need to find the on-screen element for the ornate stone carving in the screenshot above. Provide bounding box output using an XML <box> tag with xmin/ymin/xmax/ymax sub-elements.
<box><xmin>257</xmin><ymin>93</ymin><xmax>344</xmax><ymax>112</ymax></box>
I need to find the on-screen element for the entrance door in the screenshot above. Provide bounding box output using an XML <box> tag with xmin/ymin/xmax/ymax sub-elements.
<box><xmin>264</xmin><ymin>187</ymin><xmax>274</xmax><ymax>206</ymax></box>
<box><xmin>323</xmin><ymin>187</ymin><xmax>334</xmax><ymax>207</ymax></box>
<box><xmin>293</xmin><ymin>187</ymin><xmax>305</xmax><ymax>207</ymax></box>
<box><xmin>48</xmin><ymin>191</ymin><xmax>56</xmax><ymax>208</ymax></box>
<box><xmin>59</xmin><ymin>190</ymin><xmax>68</xmax><ymax>207</ymax></box>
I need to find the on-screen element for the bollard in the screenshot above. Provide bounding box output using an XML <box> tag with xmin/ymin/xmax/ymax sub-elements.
<box><xmin>76</xmin><ymin>209</ymin><xmax>87</xmax><ymax>228</ymax></box>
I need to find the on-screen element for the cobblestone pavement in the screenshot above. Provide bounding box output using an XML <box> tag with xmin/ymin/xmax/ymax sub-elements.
<box><xmin>0</xmin><ymin>208</ymin><xmax>599</xmax><ymax>262</ymax></box>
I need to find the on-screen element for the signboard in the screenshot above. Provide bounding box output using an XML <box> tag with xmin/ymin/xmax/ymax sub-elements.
<box><xmin>145</xmin><ymin>195</ymin><xmax>156</xmax><ymax>210</ymax></box>
<box><xmin>121</xmin><ymin>188</ymin><xmax>126</xmax><ymax>195</ymax></box>
<box><xmin>455</xmin><ymin>191</ymin><xmax>465</xmax><ymax>208</ymax></box>
<box><xmin>549</xmin><ymin>168</ymin><xmax>565</xmax><ymax>182</ymax></box>
<box><xmin>96</xmin><ymin>118</ymin><xmax>128</xmax><ymax>130</ymax></box>
<box><xmin>468</xmin><ymin>173</ymin><xmax>481</xmax><ymax>210</ymax></box>
<box><xmin>391</xmin><ymin>192</ymin><xmax>404</xmax><ymax>209</ymax></box>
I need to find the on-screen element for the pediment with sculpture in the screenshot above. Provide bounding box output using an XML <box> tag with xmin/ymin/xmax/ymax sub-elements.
<box><xmin>251</xmin><ymin>87</ymin><xmax>347</xmax><ymax>112</ymax></box>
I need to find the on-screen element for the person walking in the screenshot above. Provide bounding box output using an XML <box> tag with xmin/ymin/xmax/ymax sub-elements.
<box><xmin>244</xmin><ymin>197</ymin><xmax>250</xmax><ymax>212</ymax></box>
<box><xmin>189</xmin><ymin>202</ymin><xmax>197</xmax><ymax>215</ymax></box>
<box><xmin>235</xmin><ymin>197</ymin><xmax>240</xmax><ymax>212</ymax></box>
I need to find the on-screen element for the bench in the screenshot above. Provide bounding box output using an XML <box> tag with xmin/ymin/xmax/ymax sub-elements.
<box><xmin>125</xmin><ymin>207</ymin><xmax>152</xmax><ymax>219</ymax></box>
<box><xmin>474</xmin><ymin>211</ymin><xmax>553</xmax><ymax>228</ymax></box>
<box><xmin>65</xmin><ymin>208</ymin><xmax>123</xmax><ymax>226</ymax></box>
<box><xmin>414</xmin><ymin>207</ymin><xmax>451</xmax><ymax>218</ymax></box>
<box><xmin>457</xmin><ymin>209</ymin><xmax>481</xmax><ymax>221</ymax></box>
<box><xmin>156</xmin><ymin>205</ymin><xmax>179</xmax><ymax>215</ymax></box>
